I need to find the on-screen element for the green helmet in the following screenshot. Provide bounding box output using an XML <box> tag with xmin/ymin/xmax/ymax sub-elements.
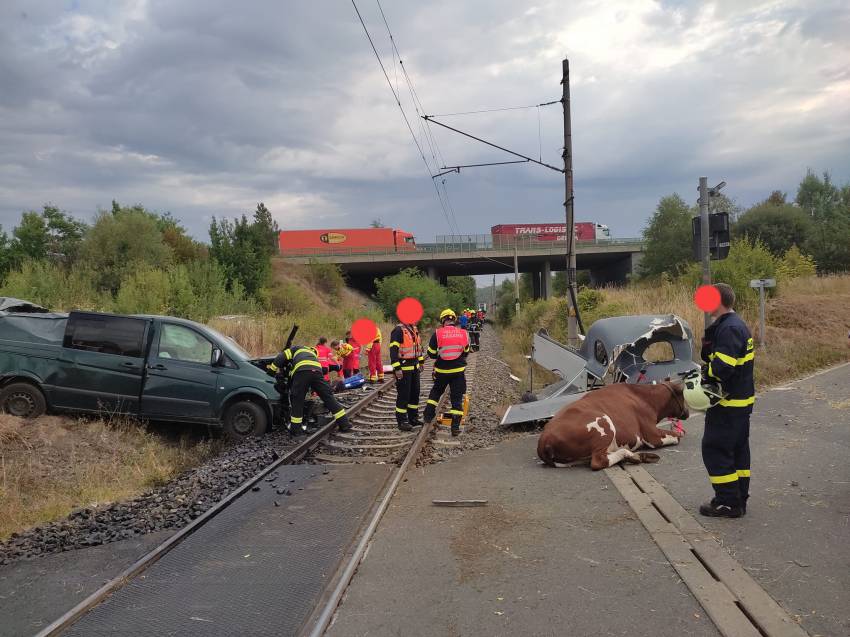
<box><xmin>682</xmin><ymin>370</ymin><xmax>724</xmax><ymax>411</ymax></box>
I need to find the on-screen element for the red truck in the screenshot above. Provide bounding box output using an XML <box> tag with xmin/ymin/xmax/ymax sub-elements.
<box><xmin>491</xmin><ymin>222</ymin><xmax>610</xmax><ymax>242</ymax></box>
<box><xmin>278</xmin><ymin>228</ymin><xmax>416</xmax><ymax>255</ymax></box>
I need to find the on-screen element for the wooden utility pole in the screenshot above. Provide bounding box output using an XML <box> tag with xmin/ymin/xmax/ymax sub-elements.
<box><xmin>513</xmin><ymin>242</ymin><xmax>520</xmax><ymax>317</ymax></box>
<box><xmin>562</xmin><ymin>58</ymin><xmax>578</xmax><ymax>346</ymax></box>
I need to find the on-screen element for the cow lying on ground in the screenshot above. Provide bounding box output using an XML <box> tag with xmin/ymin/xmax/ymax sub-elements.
<box><xmin>537</xmin><ymin>382</ymin><xmax>689</xmax><ymax>470</ymax></box>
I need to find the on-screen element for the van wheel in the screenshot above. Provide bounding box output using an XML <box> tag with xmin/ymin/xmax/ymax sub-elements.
<box><xmin>0</xmin><ymin>382</ymin><xmax>47</xmax><ymax>419</ymax></box>
<box><xmin>223</xmin><ymin>401</ymin><xmax>268</xmax><ymax>440</ymax></box>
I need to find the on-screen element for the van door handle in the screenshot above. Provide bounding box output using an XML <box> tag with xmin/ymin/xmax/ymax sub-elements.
<box><xmin>122</xmin><ymin>362</ymin><xmax>139</xmax><ymax>369</ymax></box>
<box><xmin>148</xmin><ymin>364</ymin><xmax>167</xmax><ymax>371</ymax></box>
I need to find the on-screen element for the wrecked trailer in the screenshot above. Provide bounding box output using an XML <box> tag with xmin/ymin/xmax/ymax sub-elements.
<box><xmin>501</xmin><ymin>314</ymin><xmax>700</xmax><ymax>426</ymax></box>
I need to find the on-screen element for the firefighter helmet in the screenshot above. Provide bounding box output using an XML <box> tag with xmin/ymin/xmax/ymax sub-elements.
<box><xmin>682</xmin><ymin>370</ymin><xmax>724</xmax><ymax>411</ymax></box>
<box><xmin>439</xmin><ymin>308</ymin><xmax>457</xmax><ymax>322</ymax></box>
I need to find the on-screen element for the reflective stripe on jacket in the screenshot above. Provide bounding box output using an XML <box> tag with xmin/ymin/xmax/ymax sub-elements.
<box><xmin>273</xmin><ymin>346</ymin><xmax>323</xmax><ymax>377</ymax></box>
<box><xmin>701</xmin><ymin>312</ymin><xmax>756</xmax><ymax>410</ymax></box>
<box><xmin>427</xmin><ymin>325</ymin><xmax>470</xmax><ymax>373</ymax></box>
<box><xmin>436</xmin><ymin>325</ymin><xmax>467</xmax><ymax>360</ymax></box>
<box><xmin>389</xmin><ymin>324</ymin><xmax>423</xmax><ymax>370</ymax></box>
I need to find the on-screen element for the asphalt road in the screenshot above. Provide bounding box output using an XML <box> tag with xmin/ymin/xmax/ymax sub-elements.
<box><xmin>327</xmin><ymin>363</ymin><xmax>850</xmax><ymax>637</ymax></box>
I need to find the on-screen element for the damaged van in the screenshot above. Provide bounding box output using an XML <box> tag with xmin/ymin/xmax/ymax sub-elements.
<box><xmin>0</xmin><ymin>301</ymin><xmax>280</xmax><ymax>439</ymax></box>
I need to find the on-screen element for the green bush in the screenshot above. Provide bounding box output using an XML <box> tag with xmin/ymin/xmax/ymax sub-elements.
<box><xmin>776</xmin><ymin>245</ymin><xmax>817</xmax><ymax>282</ymax></box>
<box><xmin>0</xmin><ymin>260</ymin><xmax>109</xmax><ymax>311</ymax></box>
<box><xmin>306</xmin><ymin>260</ymin><xmax>345</xmax><ymax>297</ymax></box>
<box><xmin>577</xmin><ymin>288</ymin><xmax>603</xmax><ymax>314</ymax></box>
<box><xmin>263</xmin><ymin>280</ymin><xmax>314</xmax><ymax>316</ymax></box>
<box><xmin>680</xmin><ymin>239</ymin><xmax>777</xmax><ymax>309</ymax></box>
<box><xmin>113</xmin><ymin>267</ymin><xmax>172</xmax><ymax>315</ymax></box>
<box><xmin>375</xmin><ymin>268</ymin><xmax>459</xmax><ymax>326</ymax></box>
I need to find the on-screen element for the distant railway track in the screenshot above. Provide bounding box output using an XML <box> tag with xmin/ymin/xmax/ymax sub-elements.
<box><xmin>36</xmin><ymin>359</ymin><xmax>448</xmax><ymax>637</ymax></box>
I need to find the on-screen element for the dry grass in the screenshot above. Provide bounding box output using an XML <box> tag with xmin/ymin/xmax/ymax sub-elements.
<box><xmin>212</xmin><ymin>262</ymin><xmax>394</xmax><ymax>359</ymax></box>
<box><xmin>500</xmin><ymin>275</ymin><xmax>850</xmax><ymax>390</ymax></box>
<box><xmin>0</xmin><ymin>415</ymin><xmax>219</xmax><ymax>540</ymax></box>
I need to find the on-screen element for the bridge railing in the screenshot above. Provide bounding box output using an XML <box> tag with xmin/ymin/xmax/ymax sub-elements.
<box><xmin>278</xmin><ymin>235</ymin><xmax>642</xmax><ymax>258</ymax></box>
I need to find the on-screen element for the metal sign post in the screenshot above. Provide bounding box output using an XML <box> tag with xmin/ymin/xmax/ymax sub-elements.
<box><xmin>749</xmin><ymin>278</ymin><xmax>776</xmax><ymax>347</ymax></box>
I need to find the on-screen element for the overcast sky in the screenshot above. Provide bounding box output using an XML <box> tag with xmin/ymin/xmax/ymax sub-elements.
<box><xmin>1</xmin><ymin>0</ymin><xmax>848</xmax><ymax>243</ymax></box>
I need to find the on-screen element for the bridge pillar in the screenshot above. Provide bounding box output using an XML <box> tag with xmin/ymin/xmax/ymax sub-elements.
<box><xmin>439</xmin><ymin>274</ymin><xmax>448</xmax><ymax>287</ymax></box>
<box><xmin>426</xmin><ymin>266</ymin><xmax>438</xmax><ymax>281</ymax></box>
<box><xmin>531</xmin><ymin>271</ymin><xmax>541</xmax><ymax>300</ymax></box>
<box><xmin>541</xmin><ymin>260</ymin><xmax>551</xmax><ymax>299</ymax></box>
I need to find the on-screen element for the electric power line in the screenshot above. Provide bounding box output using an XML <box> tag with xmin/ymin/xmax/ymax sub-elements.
<box><xmin>373</xmin><ymin>0</ymin><xmax>462</xmax><ymax>235</ymax></box>
<box><xmin>350</xmin><ymin>0</ymin><xmax>459</xmax><ymax>235</ymax></box>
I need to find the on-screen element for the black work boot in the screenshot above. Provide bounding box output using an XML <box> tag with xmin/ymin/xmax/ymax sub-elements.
<box><xmin>408</xmin><ymin>411</ymin><xmax>422</xmax><ymax>428</ymax></box>
<box><xmin>337</xmin><ymin>416</ymin><xmax>352</xmax><ymax>433</ymax></box>
<box><xmin>699</xmin><ymin>500</ymin><xmax>743</xmax><ymax>518</ymax></box>
<box><xmin>398</xmin><ymin>418</ymin><xmax>412</xmax><ymax>432</ymax></box>
<box><xmin>450</xmin><ymin>415</ymin><xmax>461</xmax><ymax>437</ymax></box>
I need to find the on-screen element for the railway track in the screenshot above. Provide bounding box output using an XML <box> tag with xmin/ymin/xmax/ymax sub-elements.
<box><xmin>36</xmin><ymin>358</ymin><xmax>449</xmax><ymax>637</ymax></box>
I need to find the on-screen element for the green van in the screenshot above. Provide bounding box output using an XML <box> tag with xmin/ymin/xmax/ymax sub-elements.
<box><xmin>0</xmin><ymin>309</ymin><xmax>280</xmax><ymax>439</ymax></box>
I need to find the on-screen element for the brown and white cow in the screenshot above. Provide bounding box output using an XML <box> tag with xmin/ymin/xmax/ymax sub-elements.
<box><xmin>537</xmin><ymin>382</ymin><xmax>689</xmax><ymax>470</ymax></box>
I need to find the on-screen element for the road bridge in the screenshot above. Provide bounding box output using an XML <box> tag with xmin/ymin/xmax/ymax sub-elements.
<box><xmin>278</xmin><ymin>235</ymin><xmax>644</xmax><ymax>297</ymax></box>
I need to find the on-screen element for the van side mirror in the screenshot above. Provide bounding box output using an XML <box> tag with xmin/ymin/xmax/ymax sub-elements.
<box><xmin>211</xmin><ymin>348</ymin><xmax>223</xmax><ymax>367</ymax></box>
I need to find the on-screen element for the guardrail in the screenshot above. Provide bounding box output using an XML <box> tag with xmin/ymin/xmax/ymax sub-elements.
<box><xmin>277</xmin><ymin>236</ymin><xmax>643</xmax><ymax>258</ymax></box>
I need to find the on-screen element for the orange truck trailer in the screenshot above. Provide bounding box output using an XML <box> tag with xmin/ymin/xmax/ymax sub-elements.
<box><xmin>278</xmin><ymin>228</ymin><xmax>416</xmax><ymax>255</ymax></box>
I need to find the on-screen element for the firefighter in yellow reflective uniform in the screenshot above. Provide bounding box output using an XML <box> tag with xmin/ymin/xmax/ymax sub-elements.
<box><xmin>388</xmin><ymin>321</ymin><xmax>424</xmax><ymax>431</ymax></box>
<box><xmin>423</xmin><ymin>309</ymin><xmax>470</xmax><ymax>437</ymax></box>
<box><xmin>698</xmin><ymin>283</ymin><xmax>755</xmax><ymax>518</ymax></box>
<box><xmin>268</xmin><ymin>345</ymin><xmax>351</xmax><ymax>436</ymax></box>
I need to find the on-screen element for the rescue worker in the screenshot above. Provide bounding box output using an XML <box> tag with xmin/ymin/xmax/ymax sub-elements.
<box><xmin>698</xmin><ymin>283</ymin><xmax>755</xmax><ymax>518</ymax></box>
<box><xmin>365</xmin><ymin>326</ymin><xmax>384</xmax><ymax>383</ymax></box>
<box><xmin>388</xmin><ymin>320</ymin><xmax>424</xmax><ymax>431</ymax></box>
<box><xmin>458</xmin><ymin>310</ymin><xmax>469</xmax><ymax>330</ymax></box>
<box><xmin>316</xmin><ymin>336</ymin><xmax>332</xmax><ymax>381</ymax></box>
<box><xmin>342</xmin><ymin>332</ymin><xmax>361</xmax><ymax>379</ymax></box>
<box><xmin>423</xmin><ymin>309</ymin><xmax>470</xmax><ymax>437</ymax></box>
<box><xmin>330</xmin><ymin>339</ymin><xmax>349</xmax><ymax>380</ymax></box>
<box><xmin>268</xmin><ymin>344</ymin><xmax>351</xmax><ymax>435</ymax></box>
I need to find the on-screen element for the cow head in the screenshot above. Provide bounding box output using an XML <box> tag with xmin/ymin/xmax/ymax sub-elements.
<box><xmin>661</xmin><ymin>381</ymin><xmax>689</xmax><ymax>421</ymax></box>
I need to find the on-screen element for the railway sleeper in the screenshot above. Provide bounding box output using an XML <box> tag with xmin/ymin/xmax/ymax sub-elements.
<box><xmin>322</xmin><ymin>439</ymin><xmax>412</xmax><ymax>452</ymax></box>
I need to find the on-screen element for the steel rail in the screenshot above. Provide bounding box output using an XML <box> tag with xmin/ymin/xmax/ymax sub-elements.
<box><xmin>35</xmin><ymin>379</ymin><xmax>394</xmax><ymax>637</ymax></box>
<box><xmin>301</xmin><ymin>373</ymin><xmax>447</xmax><ymax>637</ymax></box>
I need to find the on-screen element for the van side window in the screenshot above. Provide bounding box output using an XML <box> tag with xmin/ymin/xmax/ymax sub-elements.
<box><xmin>158</xmin><ymin>324</ymin><xmax>213</xmax><ymax>365</ymax></box>
<box><xmin>64</xmin><ymin>315</ymin><xmax>146</xmax><ymax>357</ymax></box>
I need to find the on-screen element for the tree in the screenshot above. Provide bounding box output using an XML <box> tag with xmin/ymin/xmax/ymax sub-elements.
<box><xmin>495</xmin><ymin>279</ymin><xmax>517</xmax><ymax>325</ymax></box>
<box><xmin>81</xmin><ymin>209</ymin><xmax>174</xmax><ymax>293</ymax></box>
<box><xmin>10</xmin><ymin>211</ymin><xmax>49</xmax><ymax>263</ymax></box>
<box><xmin>111</xmin><ymin>200</ymin><xmax>204</xmax><ymax>264</ymax></box>
<box><xmin>209</xmin><ymin>214</ymin><xmax>272</xmax><ymax>298</ymax></box>
<box><xmin>804</xmin><ymin>214</ymin><xmax>850</xmax><ymax>273</ymax></box>
<box><xmin>369</xmin><ymin>219</ymin><xmax>386</xmax><ymax>228</ymax></box>
<box><xmin>639</xmin><ymin>194</ymin><xmax>693</xmax><ymax>278</ymax></box>
<box><xmin>446</xmin><ymin>275</ymin><xmax>477</xmax><ymax>308</ymax></box>
<box><xmin>733</xmin><ymin>200</ymin><xmax>812</xmax><ymax>256</ymax></box>
<box><xmin>795</xmin><ymin>170</ymin><xmax>839</xmax><ymax>217</ymax></box>
<box><xmin>0</xmin><ymin>226</ymin><xmax>11</xmax><ymax>281</ymax></box>
<box><xmin>251</xmin><ymin>203</ymin><xmax>279</xmax><ymax>258</ymax></box>
<box><xmin>375</xmin><ymin>268</ymin><xmax>460</xmax><ymax>326</ymax></box>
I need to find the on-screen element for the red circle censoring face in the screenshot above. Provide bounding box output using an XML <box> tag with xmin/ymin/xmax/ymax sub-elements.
<box><xmin>351</xmin><ymin>318</ymin><xmax>378</xmax><ymax>346</ymax></box>
<box><xmin>694</xmin><ymin>285</ymin><xmax>721</xmax><ymax>313</ymax></box>
<box><xmin>396</xmin><ymin>297</ymin><xmax>424</xmax><ymax>324</ymax></box>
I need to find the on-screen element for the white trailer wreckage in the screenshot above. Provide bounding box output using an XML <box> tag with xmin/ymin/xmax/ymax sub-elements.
<box><xmin>501</xmin><ymin>314</ymin><xmax>700</xmax><ymax>426</ymax></box>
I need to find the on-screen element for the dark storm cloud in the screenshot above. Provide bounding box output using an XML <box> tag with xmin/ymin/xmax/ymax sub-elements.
<box><xmin>0</xmin><ymin>0</ymin><xmax>848</xmax><ymax>241</ymax></box>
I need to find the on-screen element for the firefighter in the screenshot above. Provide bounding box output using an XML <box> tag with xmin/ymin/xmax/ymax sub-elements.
<box><xmin>388</xmin><ymin>320</ymin><xmax>424</xmax><ymax>431</ymax></box>
<box><xmin>423</xmin><ymin>309</ymin><xmax>470</xmax><ymax>437</ymax></box>
<box><xmin>365</xmin><ymin>326</ymin><xmax>384</xmax><ymax>383</ymax></box>
<box><xmin>268</xmin><ymin>344</ymin><xmax>351</xmax><ymax>435</ymax></box>
<box><xmin>697</xmin><ymin>283</ymin><xmax>755</xmax><ymax>518</ymax></box>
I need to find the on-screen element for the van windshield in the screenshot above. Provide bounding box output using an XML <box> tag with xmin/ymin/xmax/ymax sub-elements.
<box><xmin>203</xmin><ymin>325</ymin><xmax>252</xmax><ymax>361</ymax></box>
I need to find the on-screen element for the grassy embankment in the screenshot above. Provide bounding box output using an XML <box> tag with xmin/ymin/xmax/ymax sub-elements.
<box><xmin>500</xmin><ymin>275</ymin><xmax>850</xmax><ymax>390</ymax></box>
<box><xmin>0</xmin><ymin>261</ymin><xmax>388</xmax><ymax>540</ymax></box>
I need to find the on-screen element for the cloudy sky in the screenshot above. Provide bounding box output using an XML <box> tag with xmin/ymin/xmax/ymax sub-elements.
<box><xmin>1</xmin><ymin>0</ymin><xmax>848</xmax><ymax>243</ymax></box>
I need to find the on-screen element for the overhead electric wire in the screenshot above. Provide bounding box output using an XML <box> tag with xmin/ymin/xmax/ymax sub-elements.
<box><xmin>429</xmin><ymin>100</ymin><xmax>560</xmax><ymax>117</ymax></box>
<box><xmin>374</xmin><ymin>0</ymin><xmax>462</xmax><ymax>235</ymax></box>
<box><xmin>350</xmin><ymin>0</ymin><xmax>459</xmax><ymax>235</ymax></box>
